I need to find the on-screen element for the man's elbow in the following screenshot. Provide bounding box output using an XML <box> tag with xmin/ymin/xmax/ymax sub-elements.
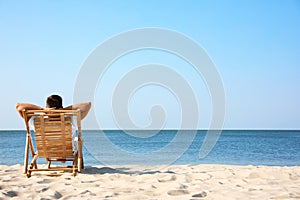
<box><xmin>80</xmin><ymin>102</ymin><xmax>92</xmax><ymax>120</ymax></box>
<box><xmin>87</xmin><ymin>102</ymin><xmax>92</xmax><ymax>109</ymax></box>
<box><xmin>16</xmin><ymin>103</ymin><xmax>22</xmax><ymax>111</ymax></box>
<box><xmin>84</xmin><ymin>102</ymin><xmax>92</xmax><ymax>113</ymax></box>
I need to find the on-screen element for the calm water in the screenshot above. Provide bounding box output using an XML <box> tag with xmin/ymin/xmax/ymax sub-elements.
<box><xmin>0</xmin><ymin>130</ymin><xmax>299</xmax><ymax>166</ymax></box>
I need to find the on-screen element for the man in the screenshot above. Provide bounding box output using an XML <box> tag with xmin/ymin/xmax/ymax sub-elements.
<box><xmin>16</xmin><ymin>94</ymin><xmax>91</xmax><ymax>120</ymax></box>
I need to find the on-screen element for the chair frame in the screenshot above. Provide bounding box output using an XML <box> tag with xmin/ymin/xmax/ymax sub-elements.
<box><xmin>22</xmin><ymin>109</ymin><xmax>84</xmax><ymax>177</ymax></box>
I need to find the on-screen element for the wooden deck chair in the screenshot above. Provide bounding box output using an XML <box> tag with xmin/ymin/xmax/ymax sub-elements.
<box><xmin>22</xmin><ymin>109</ymin><xmax>84</xmax><ymax>177</ymax></box>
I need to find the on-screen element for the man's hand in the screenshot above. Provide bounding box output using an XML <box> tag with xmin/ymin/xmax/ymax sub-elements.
<box><xmin>16</xmin><ymin>103</ymin><xmax>43</xmax><ymax>118</ymax></box>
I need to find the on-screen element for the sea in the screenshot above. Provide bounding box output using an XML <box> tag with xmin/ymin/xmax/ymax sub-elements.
<box><xmin>0</xmin><ymin>130</ymin><xmax>299</xmax><ymax>166</ymax></box>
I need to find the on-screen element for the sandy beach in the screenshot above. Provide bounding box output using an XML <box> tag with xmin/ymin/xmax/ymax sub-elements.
<box><xmin>0</xmin><ymin>164</ymin><xmax>299</xmax><ymax>199</ymax></box>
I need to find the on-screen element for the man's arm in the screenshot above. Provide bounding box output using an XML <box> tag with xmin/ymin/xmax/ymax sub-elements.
<box><xmin>16</xmin><ymin>103</ymin><xmax>43</xmax><ymax>118</ymax></box>
<box><xmin>64</xmin><ymin>102</ymin><xmax>91</xmax><ymax>120</ymax></box>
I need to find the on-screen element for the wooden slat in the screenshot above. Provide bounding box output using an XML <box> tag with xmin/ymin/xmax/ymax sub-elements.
<box><xmin>34</xmin><ymin>121</ymin><xmax>72</xmax><ymax>126</ymax></box>
<box><xmin>35</xmin><ymin>128</ymin><xmax>72</xmax><ymax>134</ymax></box>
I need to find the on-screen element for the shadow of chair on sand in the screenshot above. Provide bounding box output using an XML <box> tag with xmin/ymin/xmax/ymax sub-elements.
<box><xmin>83</xmin><ymin>166</ymin><xmax>175</xmax><ymax>175</ymax></box>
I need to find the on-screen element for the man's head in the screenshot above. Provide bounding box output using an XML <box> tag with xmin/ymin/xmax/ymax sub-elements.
<box><xmin>46</xmin><ymin>94</ymin><xmax>63</xmax><ymax>109</ymax></box>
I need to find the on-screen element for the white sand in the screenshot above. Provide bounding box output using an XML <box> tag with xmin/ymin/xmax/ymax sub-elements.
<box><xmin>0</xmin><ymin>164</ymin><xmax>299</xmax><ymax>199</ymax></box>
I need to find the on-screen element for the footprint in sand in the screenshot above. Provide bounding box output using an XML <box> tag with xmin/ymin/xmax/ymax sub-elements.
<box><xmin>53</xmin><ymin>191</ymin><xmax>62</xmax><ymax>199</ymax></box>
<box><xmin>192</xmin><ymin>191</ymin><xmax>207</xmax><ymax>198</ymax></box>
<box><xmin>37</xmin><ymin>179</ymin><xmax>53</xmax><ymax>184</ymax></box>
<box><xmin>158</xmin><ymin>175</ymin><xmax>177</xmax><ymax>183</ymax></box>
<box><xmin>167</xmin><ymin>189</ymin><xmax>189</xmax><ymax>196</ymax></box>
<box><xmin>3</xmin><ymin>190</ymin><xmax>18</xmax><ymax>198</ymax></box>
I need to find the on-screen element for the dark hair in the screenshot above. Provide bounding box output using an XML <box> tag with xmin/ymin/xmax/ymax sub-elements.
<box><xmin>46</xmin><ymin>94</ymin><xmax>63</xmax><ymax>109</ymax></box>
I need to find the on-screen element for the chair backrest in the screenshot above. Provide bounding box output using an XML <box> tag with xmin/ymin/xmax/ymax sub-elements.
<box><xmin>23</xmin><ymin>110</ymin><xmax>81</xmax><ymax>159</ymax></box>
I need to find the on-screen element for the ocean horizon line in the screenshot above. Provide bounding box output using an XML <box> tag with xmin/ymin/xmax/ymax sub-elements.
<box><xmin>1</xmin><ymin>128</ymin><xmax>299</xmax><ymax>131</ymax></box>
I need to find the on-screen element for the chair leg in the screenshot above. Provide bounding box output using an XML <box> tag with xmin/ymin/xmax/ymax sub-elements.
<box><xmin>78</xmin><ymin>157</ymin><xmax>82</xmax><ymax>172</ymax></box>
<box><xmin>27</xmin><ymin>155</ymin><xmax>38</xmax><ymax>178</ymax></box>
<box><xmin>26</xmin><ymin>170</ymin><xmax>31</xmax><ymax>178</ymax></box>
<box><xmin>24</xmin><ymin>136</ymin><xmax>29</xmax><ymax>174</ymax></box>
<box><xmin>78</xmin><ymin>148</ymin><xmax>84</xmax><ymax>172</ymax></box>
<box><xmin>47</xmin><ymin>161</ymin><xmax>51</xmax><ymax>169</ymax></box>
<box><xmin>72</xmin><ymin>154</ymin><xmax>78</xmax><ymax>176</ymax></box>
<box><xmin>81</xmin><ymin>157</ymin><xmax>84</xmax><ymax>170</ymax></box>
<box><xmin>29</xmin><ymin>139</ymin><xmax>37</xmax><ymax>169</ymax></box>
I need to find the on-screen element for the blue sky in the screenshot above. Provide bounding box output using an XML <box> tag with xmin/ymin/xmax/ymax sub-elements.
<box><xmin>0</xmin><ymin>0</ymin><xmax>299</xmax><ymax>130</ymax></box>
